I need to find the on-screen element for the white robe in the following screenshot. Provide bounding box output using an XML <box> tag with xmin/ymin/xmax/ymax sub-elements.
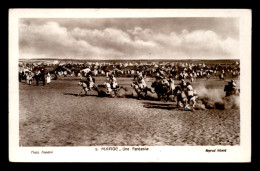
<box><xmin>47</xmin><ymin>75</ymin><xmax>51</xmax><ymax>83</ymax></box>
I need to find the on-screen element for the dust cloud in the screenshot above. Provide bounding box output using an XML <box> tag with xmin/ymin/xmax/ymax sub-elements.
<box><xmin>195</xmin><ymin>85</ymin><xmax>240</xmax><ymax>110</ymax></box>
<box><xmin>108</xmin><ymin>85</ymin><xmax>240</xmax><ymax>110</ymax></box>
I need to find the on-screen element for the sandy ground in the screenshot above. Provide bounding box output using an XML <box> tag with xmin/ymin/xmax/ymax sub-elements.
<box><xmin>19</xmin><ymin>77</ymin><xmax>240</xmax><ymax>146</ymax></box>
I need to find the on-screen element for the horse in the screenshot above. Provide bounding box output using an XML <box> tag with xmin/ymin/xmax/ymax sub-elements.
<box><xmin>33</xmin><ymin>71</ymin><xmax>45</xmax><ymax>86</ymax></box>
<box><xmin>224</xmin><ymin>84</ymin><xmax>240</xmax><ymax>97</ymax></box>
<box><xmin>151</xmin><ymin>81</ymin><xmax>171</xmax><ymax>101</ymax></box>
<box><xmin>78</xmin><ymin>80</ymin><xmax>97</xmax><ymax>96</ymax></box>
<box><xmin>151</xmin><ymin>80</ymin><xmax>176</xmax><ymax>101</ymax></box>
<box><xmin>173</xmin><ymin>85</ymin><xmax>189</xmax><ymax>109</ymax></box>
<box><xmin>94</xmin><ymin>84</ymin><xmax>111</xmax><ymax>97</ymax></box>
<box><xmin>104</xmin><ymin>82</ymin><xmax>113</xmax><ymax>95</ymax></box>
<box><xmin>131</xmin><ymin>82</ymin><xmax>154</xmax><ymax>100</ymax></box>
<box><xmin>103</xmin><ymin>81</ymin><xmax>120</xmax><ymax>97</ymax></box>
<box><xmin>111</xmin><ymin>81</ymin><xmax>121</xmax><ymax>97</ymax></box>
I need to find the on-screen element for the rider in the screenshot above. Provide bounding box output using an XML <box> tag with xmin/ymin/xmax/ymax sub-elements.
<box><xmin>168</xmin><ymin>77</ymin><xmax>176</xmax><ymax>100</ymax></box>
<box><xmin>161</xmin><ymin>76</ymin><xmax>170</xmax><ymax>87</ymax></box>
<box><xmin>180</xmin><ymin>79</ymin><xmax>187</xmax><ymax>90</ymax></box>
<box><xmin>224</xmin><ymin>79</ymin><xmax>238</xmax><ymax>96</ymax></box>
<box><xmin>104</xmin><ymin>81</ymin><xmax>112</xmax><ymax>94</ymax></box>
<box><xmin>190</xmin><ymin>72</ymin><xmax>194</xmax><ymax>82</ymax></box>
<box><xmin>186</xmin><ymin>82</ymin><xmax>194</xmax><ymax>104</ymax></box>
<box><xmin>168</xmin><ymin>77</ymin><xmax>175</xmax><ymax>88</ymax></box>
<box><xmin>155</xmin><ymin>72</ymin><xmax>163</xmax><ymax>82</ymax></box>
<box><xmin>137</xmin><ymin>73</ymin><xmax>147</xmax><ymax>90</ymax></box>
<box><xmin>230</xmin><ymin>79</ymin><xmax>237</xmax><ymax>88</ymax></box>
<box><xmin>86</xmin><ymin>74</ymin><xmax>94</xmax><ymax>90</ymax></box>
<box><xmin>109</xmin><ymin>74</ymin><xmax>119</xmax><ymax>88</ymax></box>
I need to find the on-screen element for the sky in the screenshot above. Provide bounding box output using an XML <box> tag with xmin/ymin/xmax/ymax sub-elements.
<box><xmin>19</xmin><ymin>18</ymin><xmax>239</xmax><ymax>60</ymax></box>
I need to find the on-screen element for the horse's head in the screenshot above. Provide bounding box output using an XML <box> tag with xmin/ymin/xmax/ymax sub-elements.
<box><xmin>104</xmin><ymin>82</ymin><xmax>110</xmax><ymax>88</ymax></box>
<box><xmin>78</xmin><ymin>81</ymin><xmax>83</xmax><ymax>86</ymax></box>
<box><xmin>131</xmin><ymin>83</ymin><xmax>138</xmax><ymax>89</ymax></box>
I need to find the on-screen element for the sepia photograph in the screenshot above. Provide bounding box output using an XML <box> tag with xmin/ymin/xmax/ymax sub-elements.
<box><xmin>9</xmin><ymin>9</ymin><xmax>251</xmax><ymax>162</ymax></box>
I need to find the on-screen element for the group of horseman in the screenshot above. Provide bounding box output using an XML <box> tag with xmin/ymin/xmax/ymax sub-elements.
<box><xmin>78</xmin><ymin>73</ymin><xmax>120</xmax><ymax>96</ymax></box>
<box><xmin>132</xmin><ymin>72</ymin><xmax>198</xmax><ymax>109</ymax></box>
<box><xmin>19</xmin><ymin>69</ymin><xmax>46</xmax><ymax>86</ymax></box>
<box><xmin>20</xmin><ymin>67</ymin><xmax>238</xmax><ymax>109</ymax></box>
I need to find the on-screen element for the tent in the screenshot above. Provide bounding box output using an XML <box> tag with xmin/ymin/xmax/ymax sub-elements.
<box><xmin>52</xmin><ymin>60</ymin><xmax>60</xmax><ymax>65</ymax></box>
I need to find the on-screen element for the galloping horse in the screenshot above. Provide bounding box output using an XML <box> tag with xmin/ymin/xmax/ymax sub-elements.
<box><xmin>151</xmin><ymin>81</ymin><xmax>169</xmax><ymax>100</ymax></box>
<box><xmin>173</xmin><ymin>85</ymin><xmax>189</xmax><ymax>108</ymax></box>
<box><xmin>78</xmin><ymin>79</ymin><xmax>97</xmax><ymax>96</ymax></box>
<box><xmin>151</xmin><ymin>80</ymin><xmax>175</xmax><ymax>101</ymax></box>
<box><xmin>108</xmin><ymin>81</ymin><xmax>120</xmax><ymax>97</ymax></box>
<box><xmin>131</xmin><ymin>82</ymin><xmax>154</xmax><ymax>100</ymax></box>
<box><xmin>224</xmin><ymin>84</ymin><xmax>240</xmax><ymax>97</ymax></box>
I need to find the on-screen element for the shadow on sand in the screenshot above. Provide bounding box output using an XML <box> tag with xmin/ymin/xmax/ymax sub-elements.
<box><xmin>142</xmin><ymin>102</ymin><xmax>178</xmax><ymax>110</ymax></box>
<box><xmin>63</xmin><ymin>93</ymin><xmax>97</xmax><ymax>97</ymax></box>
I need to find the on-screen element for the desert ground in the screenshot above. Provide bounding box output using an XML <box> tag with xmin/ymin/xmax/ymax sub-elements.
<box><xmin>19</xmin><ymin>76</ymin><xmax>240</xmax><ymax>146</ymax></box>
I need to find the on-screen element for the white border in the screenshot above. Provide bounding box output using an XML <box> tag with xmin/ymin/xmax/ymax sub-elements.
<box><xmin>9</xmin><ymin>9</ymin><xmax>251</xmax><ymax>162</ymax></box>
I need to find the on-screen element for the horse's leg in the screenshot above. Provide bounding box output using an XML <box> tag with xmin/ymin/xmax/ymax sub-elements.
<box><xmin>187</xmin><ymin>96</ymin><xmax>190</xmax><ymax>106</ymax></box>
<box><xmin>172</xmin><ymin>95</ymin><xmax>176</xmax><ymax>102</ymax></box>
<box><xmin>178</xmin><ymin>100</ymin><xmax>182</xmax><ymax>108</ymax></box>
<box><xmin>159</xmin><ymin>94</ymin><xmax>162</xmax><ymax>101</ymax></box>
<box><xmin>78</xmin><ymin>89</ymin><xmax>83</xmax><ymax>96</ymax></box>
<box><xmin>166</xmin><ymin>92</ymin><xmax>170</xmax><ymax>102</ymax></box>
<box><xmin>41</xmin><ymin>76</ymin><xmax>45</xmax><ymax>86</ymax></box>
<box><xmin>144</xmin><ymin>89</ymin><xmax>147</xmax><ymax>99</ymax></box>
<box><xmin>137</xmin><ymin>93</ymin><xmax>141</xmax><ymax>100</ymax></box>
<box><xmin>157</xmin><ymin>93</ymin><xmax>160</xmax><ymax>100</ymax></box>
<box><xmin>83</xmin><ymin>87</ymin><xmax>88</xmax><ymax>96</ymax></box>
<box><xmin>178</xmin><ymin>99</ymin><xmax>183</xmax><ymax>108</ymax></box>
<box><xmin>192</xmin><ymin>99</ymin><xmax>196</xmax><ymax>108</ymax></box>
<box><xmin>165</xmin><ymin>92</ymin><xmax>168</xmax><ymax>101</ymax></box>
<box><xmin>184</xmin><ymin>98</ymin><xmax>189</xmax><ymax>109</ymax></box>
<box><xmin>114</xmin><ymin>90</ymin><xmax>117</xmax><ymax>98</ymax></box>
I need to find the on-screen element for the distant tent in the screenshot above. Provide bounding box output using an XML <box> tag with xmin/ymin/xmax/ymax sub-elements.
<box><xmin>81</xmin><ymin>68</ymin><xmax>91</xmax><ymax>74</ymax></box>
<box><xmin>121</xmin><ymin>65</ymin><xmax>138</xmax><ymax>71</ymax></box>
<box><xmin>59</xmin><ymin>62</ymin><xmax>66</xmax><ymax>66</ymax></box>
<box><xmin>37</xmin><ymin>62</ymin><xmax>43</xmax><ymax>66</ymax></box>
<box><xmin>53</xmin><ymin>60</ymin><xmax>60</xmax><ymax>65</ymax></box>
<box><xmin>102</xmin><ymin>65</ymin><xmax>115</xmax><ymax>72</ymax></box>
